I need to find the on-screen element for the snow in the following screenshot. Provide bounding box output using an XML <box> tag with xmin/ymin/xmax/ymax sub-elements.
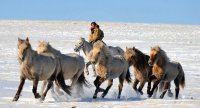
<box><xmin>0</xmin><ymin>20</ymin><xmax>200</xmax><ymax>107</ymax></box>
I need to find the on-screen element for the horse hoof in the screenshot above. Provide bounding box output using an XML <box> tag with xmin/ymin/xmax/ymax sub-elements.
<box><xmin>117</xmin><ymin>96</ymin><xmax>120</xmax><ymax>99</ymax></box>
<box><xmin>35</xmin><ymin>93</ymin><xmax>41</xmax><ymax>99</ymax></box>
<box><xmin>93</xmin><ymin>95</ymin><xmax>97</xmax><ymax>99</ymax></box>
<box><xmin>148</xmin><ymin>94</ymin><xmax>152</xmax><ymax>98</ymax></box>
<box><xmin>40</xmin><ymin>96</ymin><xmax>45</xmax><ymax>102</ymax></box>
<box><xmin>138</xmin><ymin>90</ymin><xmax>143</xmax><ymax>95</ymax></box>
<box><xmin>101</xmin><ymin>93</ymin><xmax>106</xmax><ymax>98</ymax></box>
<box><xmin>13</xmin><ymin>96</ymin><xmax>19</xmax><ymax>101</ymax></box>
<box><xmin>167</xmin><ymin>92</ymin><xmax>173</xmax><ymax>97</ymax></box>
<box><xmin>160</xmin><ymin>95</ymin><xmax>164</xmax><ymax>99</ymax></box>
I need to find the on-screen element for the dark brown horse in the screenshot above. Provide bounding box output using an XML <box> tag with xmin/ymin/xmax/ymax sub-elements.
<box><xmin>125</xmin><ymin>47</ymin><xmax>152</xmax><ymax>95</ymax></box>
<box><xmin>125</xmin><ymin>47</ymin><xmax>173</xmax><ymax>97</ymax></box>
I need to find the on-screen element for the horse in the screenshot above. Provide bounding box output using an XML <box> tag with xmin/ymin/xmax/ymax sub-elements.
<box><xmin>148</xmin><ymin>46</ymin><xmax>185</xmax><ymax>99</ymax></box>
<box><xmin>13</xmin><ymin>37</ymin><xmax>71</xmax><ymax>101</ymax></box>
<box><xmin>37</xmin><ymin>41</ymin><xmax>89</xmax><ymax>95</ymax></box>
<box><xmin>74</xmin><ymin>37</ymin><xmax>124</xmax><ymax>76</ymax></box>
<box><xmin>90</xmin><ymin>40</ymin><xmax>131</xmax><ymax>99</ymax></box>
<box><xmin>125</xmin><ymin>47</ymin><xmax>152</xmax><ymax>95</ymax></box>
<box><xmin>125</xmin><ymin>47</ymin><xmax>173</xmax><ymax>97</ymax></box>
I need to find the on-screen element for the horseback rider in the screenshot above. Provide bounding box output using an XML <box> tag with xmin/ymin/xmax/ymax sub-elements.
<box><xmin>89</xmin><ymin>22</ymin><xmax>104</xmax><ymax>44</ymax></box>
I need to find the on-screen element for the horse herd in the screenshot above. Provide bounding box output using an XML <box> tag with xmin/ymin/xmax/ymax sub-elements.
<box><xmin>13</xmin><ymin>37</ymin><xmax>185</xmax><ymax>102</ymax></box>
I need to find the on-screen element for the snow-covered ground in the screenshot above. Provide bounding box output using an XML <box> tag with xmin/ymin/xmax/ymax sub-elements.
<box><xmin>0</xmin><ymin>20</ymin><xmax>200</xmax><ymax>108</ymax></box>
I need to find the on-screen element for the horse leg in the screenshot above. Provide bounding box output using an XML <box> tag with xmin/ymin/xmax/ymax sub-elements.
<box><xmin>118</xmin><ymin>77</ymin><xmax>124</xmax><ymax>99</ymax></box>
<box><xmin>101</xmin><ymin>79</ymin><xmax>113</xmax><ymax>98</ymax></box>
<box><xmin>138</xmin><ymin>80</ymin><xmax>145</xmax><ymax>95</ymax></box>
<box><xmin>13</xmin><ymin>76</ymin><xmax>26</xmax><ymax>101</ymax></box>
<box><xmin>85</xmin><ymin>62</ymin><xmax>90</xmax><ymax>75</ymax></box>
<box><xmin>94</xmin><ymin>76</ymin><xmax>105</xmax><ymax>92</ymax></box>
<box><xmin>148</xmin><ymin>79</ymin><xmax>161</xmax><ymax>97</ymax></box>
<box><xmin>160</xmin><ymin>82</ymin><xmax>170</xmax><ymax>99</ymax></box>
<box><xmin>133</xmin><ymin>79</ymin><xmax>139</xmax><ymax>93</ymax></box>
<box><xmin>40</xmin><ymin>79</ymin><xmax>53</xmax><ymax>101</ymax></box>
<box><xmin>71</xmin><ymin>71</ymin><xmax>82</xmax><ymax>88</ymax></box>
<box><xmin>40</xmin><ymin>80</ymin><xmax>47</xmax><ymax>95</ymax></box>
<box><xmin>32</xmin><ymin>78</ymin><xmax>41</xmax><ymax>99</ymax></box>
<box><xmin>174</xmin><ymin>78</ymin><xmax>180</xmax><ymax>99</ymax></box>
<box><xmin>147</xmin><ymin>80</ymin><xmax>151</xmax><ymax>95</ymax></box>
<box><xmin>92</xmin><ymin>63</ymin><xmax>96</xmax><ymax>76</ymax></box>
<box><xmin>56</xmin><ymin>72</ymin><xmax>71</xmax><ymax>95</ymax></box>
<box><xmin>167</xmin><ymin>83</ymin><xmax>173</xmax><ymax>97</ymax></box>
<box><xmin>93</xmin><ymin>77</ymin><xmax>105</xmax><ymax>99</ymax></box>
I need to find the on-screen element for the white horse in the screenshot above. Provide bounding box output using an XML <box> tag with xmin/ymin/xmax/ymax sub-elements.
<box><xmin>37</xmin><ymin>41</ymin><xmax>89</xmax><ymax>96</ymax></box>
<box><xmin>74</xmin><ymin>37</ymin><xmax>124</xmax><ymax>76</ymax></box>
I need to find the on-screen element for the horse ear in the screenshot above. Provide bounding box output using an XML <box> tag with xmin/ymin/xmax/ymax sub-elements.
<box><xmin>47</xmin><ymin>42</ymin><xmax>50</xmax><ymax>45</ymax></box>
<box><xmin>18</xmin><ymin>37</ymin><xmax>22</xmax><ymax>43</ymax></box>
<box><xmin>132</xmin><ymin>47</ymin><xmax>135</xmax><ymax>50</ymax></box>
<box><xmin>26</xmin><ymin>37</ymin><xmax>29</xmax><ymax>42</ymax></box>
<box><xmin>126</xmin><ymin>47</ymin><xmax>128</xmax><ymax>50</ymax></box>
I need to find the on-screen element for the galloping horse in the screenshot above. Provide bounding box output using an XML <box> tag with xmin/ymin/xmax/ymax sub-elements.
<box><xmin>90</xmin><ymin>40</ymin><xmax>131</xmax><ymax>99</ymax></box>
<box><xmin>74</xmin><ymin>37</ymin><xmax>124</xmax><ymax>76</ymax></box>
<box><xmin>125</xmin><ymin>47</ymin><xmax>173</xmax><ymax>97</ymax></box>
<box><xmin>148</xmin><ymin>46</ymin><xmax>185</xmax><ymax>99</ymax></box>
<box><xmin>125</xmin><ymin>47</ymin><xmax>152</xmax><ymax>95</ymax></box>
<box><xmin>13</xmin><ymin>37</ymin><xmax>71</xmax><ymax>101</ymax></box>
<box><xmin>37</xmin><ymin>41</ymin><xmax>89</xmax><ymax>95</ymax></box>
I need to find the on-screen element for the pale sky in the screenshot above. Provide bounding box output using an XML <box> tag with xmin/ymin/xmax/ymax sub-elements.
<box><xmin>0</xmin><ymin>0</ymin><xmax>199</xmax><ymax>24</ymax></box>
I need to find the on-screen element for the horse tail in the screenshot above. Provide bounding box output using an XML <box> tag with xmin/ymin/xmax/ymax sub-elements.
<box><xmin>56</xmin><ymin>72</ymin><xmax>71</xmax><ymax>95</ymax></box>
<box><xmin>178</xmin><ymin>64</ymin><xmax>185</xmax><ymax>89</ymax></box>
<box><xmin>125</xmin><ymin>69</ymin><xmax>132</xmax><ymax>83</ymax></box>
<box><xmin>77</xmin><ymin>73</ymin><xmax>91</xmax><ymax>88</ymax></box>
<box><xmin>180</xmin><ymin>74</ymin><xmax>185</xmax><ymax>89</ymax></box>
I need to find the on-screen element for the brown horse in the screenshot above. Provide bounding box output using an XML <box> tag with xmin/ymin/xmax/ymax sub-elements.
<box><xmin>125</xmin><ymin>47</ymin><xmax>173</xmax><ymax>97</ymax></box>
<box><xmin>125</xmin><ymin>47</ymin><xmax>152</xmax><ymax>95</ymax></box>
<box><xmin>13</xmin><ymin>37</ymin><xmax>71</xmax><ymax>101</ymax></box>
<box><xmin>90</xmin><ymin>40</ymin><xmax>131</xmax><ymax>99</ymax></box>
<box><xmin>148</xmin><ymin>46</ymin><xmax>185</xmax><ymax>99</ymax></box>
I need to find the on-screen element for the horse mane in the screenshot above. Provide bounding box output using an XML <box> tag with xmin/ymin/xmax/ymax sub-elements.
<box><xmin>93</xmin><ymin>40</ymin><xmax>113</xmax><ymax>61</ymax></box>
<box><xmin>133</xmin><ymin>47</ymin><xmax>149</xmax><ymax>70</ymax></box>
<box><xmin>47</xmin><ymin>44</ymin><xmax>61</xmax><ymax>56</ymax></box>
<box><xmin>151</xmin><ymin>46</ymin><xmax>169</xmax><ymax>66</ymax></box>
<box><xmin>39</xmin><ymin>41</ymin><xmax>61</xmax><ymax>56</ymax></box>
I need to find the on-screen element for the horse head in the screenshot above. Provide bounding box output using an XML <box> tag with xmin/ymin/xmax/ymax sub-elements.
<box><xmin>148</xmin><ymin>46</ymin><xmax>159</xmax><ymax>66</ymax></box>
<box><xmin>148</xmin><ymin>46</ymin><xmax>169</xmax><ymax>66</ymax></box>
<box><xmin>74</xmin><ymin>37</ymin><xmax>85</xmax><ymax>52</ymax></box>
<box><xmin>90</xmin><ymin>40</ymin><xmax>107</xmax><ymax>64</ymax></box>
<box><xmin>37</xmin><ymin>41</ymin><xmax>49</xmax><ymax>54</ymax></box>
<box><xmin>18</xmin><ymin>37</ymin><xmax>31</xmax><ymax>61</ymax></box>
<box><xmin>125</xmin><ymin>47</ymin><xmax>136</xmax><ymax>65</ymax></box>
